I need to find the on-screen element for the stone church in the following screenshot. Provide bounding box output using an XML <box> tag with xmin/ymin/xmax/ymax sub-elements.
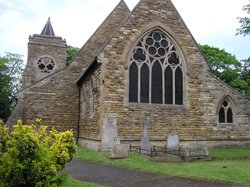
<box><xmin>8</xmin><ymin>0</ymin><xmax>250</xmax><ymax>151</ymax></box>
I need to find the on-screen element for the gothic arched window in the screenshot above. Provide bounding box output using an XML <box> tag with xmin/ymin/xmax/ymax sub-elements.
<box><xmin>82</xmin><ymin>85</ymin><xmax>86</xmax><ymax>114</ymax></box>
<box><xmin>90</xmin><ymin>77</ymin><xmax>95</xmax><ymax>114</ymax></box>
<box><xmin>218</xmin><ymin>98</ymin><xmax>234</xmax><ymax>123</ymax></box>
<box><xmin>128</xmin><ymin>29</ymin><xmax>184</xmax><ymax>105</ymax></box>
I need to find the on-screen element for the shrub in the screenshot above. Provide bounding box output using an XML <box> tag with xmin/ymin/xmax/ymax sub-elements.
<box><xmin>0</xmin><ymin>119</ymin><xmax>76</xmax><ymax>187</ymax></box>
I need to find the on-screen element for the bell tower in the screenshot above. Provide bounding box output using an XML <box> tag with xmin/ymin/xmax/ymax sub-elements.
<box><xmin>22</xmin><ymin>17</ymin><xmax>67</xmax><ymax>88</ymax></box>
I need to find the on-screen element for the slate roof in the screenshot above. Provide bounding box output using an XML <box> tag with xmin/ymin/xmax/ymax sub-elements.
<box><xmin>41</xmin><ymin>17</ymin><xmax>55</xmax><ymax>36</ymax></box>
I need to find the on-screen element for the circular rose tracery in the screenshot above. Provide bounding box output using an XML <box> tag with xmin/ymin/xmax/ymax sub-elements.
<box><xmin>37</xmin><ymin>57</ymin><xmax>55</xmax><ymax>73</ymax></box>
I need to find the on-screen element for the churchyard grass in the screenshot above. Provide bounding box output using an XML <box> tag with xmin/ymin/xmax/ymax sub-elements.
<box><xmin>210</xmin><ymin>148</ymin><xmax>250</xmax><ymax>160</ymax></box>
<box><xmin>74</xmin><ymin>146</ymin><xmax>250</xmax><ymax>185</ymax></box>
<box><xmin>65</xmin><ymin>177</ymin><xmax>103</xmax><ymax>187</ymax></box>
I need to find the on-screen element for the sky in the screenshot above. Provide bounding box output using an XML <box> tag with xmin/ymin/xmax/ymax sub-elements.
<box><xmin>0</xmin><ymin>0</ymin><xmax>249</xmax><ymax>63</ymax></box>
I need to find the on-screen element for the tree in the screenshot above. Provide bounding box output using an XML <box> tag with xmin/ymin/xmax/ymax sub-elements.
<box><xmin>0</xmin><ymin>52</ymin><xmax>24</xmax><ymax>122</ymax></box>
<box><xmin>241</xmin><ymin>57</ymin><xmax>250</xmax><ymax>85</ymax></box>
<box><xmin>0</xmin><ymin>57</ymin><xmax>11</xmax><ymax>122</ymax></box>
<box><xmin>0</xmin><ymin>119</ymin><xmax>76</xmax><ymax>187</ymax></box>
<box><xmin>66</xmin><ymin>45</ymin><xmax>80</xmax><ymax>65</ymax></box>
<box><xmin>199</xmin><ymin>44</ymin><xmax>242</xmax><ymax>82</ymax></box>
<box><xmin>199</xmin><ymin>44</ymin><xmax>250</xmax><ymax>99</ymax></box>
<box><xmin>236</xmin><ymin>2</ymin><xmax>250</xmax><ymax>36</ymax></box>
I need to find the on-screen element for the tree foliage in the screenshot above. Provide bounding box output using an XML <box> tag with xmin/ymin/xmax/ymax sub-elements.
<box><xmin>66</xmin><ymin>45</ymin><xmax>80</xmax><ymax>65</ymax></box>
<box><xmin>0</xmin><ymin>119</ymin><xmax>76</xmax><ymax>187</ymax></box>
<box><xmin>236</xmin><ymin>2</ymin><xmax>250</xmax><ymax>36</ymax></box>
<box><xmin>0</xmin><ymin>52</ymin><xmax>24</xmax><ymax>122</ymax></box>
<box><xmin>199</xmin><ymin>44</ymin><xmax>250</xmax><ymax>99</ymax></box>
<box><xmin>241</xmin><ymin>57</ymin><xmax>250</xmax><ymax>85</ymax></box>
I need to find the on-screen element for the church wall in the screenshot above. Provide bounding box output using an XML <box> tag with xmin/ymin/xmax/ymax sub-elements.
<box><xmin>78</xmin><ymin>66</ymin><xmax>103</xmax><ymax>150</ymax></box>
<box><xmin>8</xmin><ymin>0</ymin><xmax>249</xmax><ymax>151</ymax></box>
<box><xmin>8</xmin><ymin>67</ymin><xmax>79</xmax><ymax>135</ymax></box>
<box><xmin>200</xmin><ymin>73</ymin><xmax>250</xmax><ymax>146</ymax></box>
<box><xmin>96</xmin><ymin>0</ymin><xmax>250</xmax><ymax>148</ymax></box>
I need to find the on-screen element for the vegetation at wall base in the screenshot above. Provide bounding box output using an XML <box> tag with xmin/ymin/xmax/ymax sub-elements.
<box><xmin>0</xmin><ymin>119</ymin><xmax>76</xmax><ymax>187</ymax></box>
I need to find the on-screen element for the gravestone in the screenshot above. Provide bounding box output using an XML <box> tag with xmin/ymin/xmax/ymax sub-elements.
<box><xmin>101</xmin><ymin>116</ymin><xmax>118</xmax><ymax>151</ymax></box>
<box><xmin>180</xmin><ymin>141</ymin><xmax>209</xmax><ymax>158</ymax></box>
<box><xmin>166</xmin><ymin>134</ymin><xmax>180</xmax><ymax>150</ymax></box>
<box><xmin>111</xmin><ymin>140</ymin><xmax>128</xmax><ymax>159</ymax></box>
<box><xmin>140</xmin><ymin>120</ymin><xmax>151</xmax><ymax>154</ymax></box>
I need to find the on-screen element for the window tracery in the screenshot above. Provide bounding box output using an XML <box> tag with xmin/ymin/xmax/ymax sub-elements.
<box><xmin>219</xmin><ymin>98</ymin><xmax>233</xmax><ymax>123</ymax></box>
<box><xmin>37</xmin><ymin>56</ymin><xmax>55</xmax><ymax>73</ymax></box>
<box><xmin>128</xmin><ymin>29</ymin><xmax>184</xmax><ymax>105</ymax></box>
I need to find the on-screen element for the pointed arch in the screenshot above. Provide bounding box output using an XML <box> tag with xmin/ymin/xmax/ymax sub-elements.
<box><xmin>127</xmin><ymin>27</ymin><xmax>186</xmax><ymax>105</ymax></box>
<box><xmin>165</xmin><ymin>66</ymin><xmax>173</xmax><ymax>104</ymax></box>
<box><xmin>217</xmin><ymin>96</ymin><xmax>235</xmax><ymax>124</ymax></box>
<box><xmin>152</xmin><ymin>61</ymin><xmax>162</xmax><ymax>104</ymax></box>
<box><xmin>129</xmin><ymin>62</ymin><xmax>138</xmax><ymax>102</ymax></box>
<box><xmin>175</xmin><ymin>67</ymin><xmax>183</xmax><ymax>105</ymax></box>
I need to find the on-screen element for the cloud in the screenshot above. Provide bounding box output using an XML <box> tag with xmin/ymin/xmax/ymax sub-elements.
<box><xmin>0</xmin><ymin>0</ymin><xmax>249</xmax><ymax>61</ymax></box>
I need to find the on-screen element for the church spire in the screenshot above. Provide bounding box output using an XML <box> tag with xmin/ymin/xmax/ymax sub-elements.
<box><xmin>40</xmin><ymin>17</ymin><xmax>55</xmax><ymax>36</ymax></box>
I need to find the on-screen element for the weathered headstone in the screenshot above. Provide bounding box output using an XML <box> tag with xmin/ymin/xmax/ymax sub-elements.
<box><xmin>180</xmin><ymin>141</ymin><xmax>209</xmax><ymax>158</ymax></box>
<box><xmin>101</xmin><ymin>116</ymin><xmax>118</xmax><ymax>151</ymax></box>
<box><xmin>166</xmin><ymin>134</ymin><xmax>180</xmax><ymax>150</ymax></box>
<box><xmin>140</xmin><ymin>120</ymin><xmax>151</xmax><ymax>154</ymax></box>
<box><xmin>111</xmin><ymin>144</ymin><xmax>128</xmax><ymax>158</ymax></box>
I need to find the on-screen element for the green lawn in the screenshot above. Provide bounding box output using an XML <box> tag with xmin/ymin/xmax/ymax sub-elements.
<box><xmin>72</xmin><ymin>146</ymin><xmax>250</xmax><ymax>186</ymax></box>
<box><xmin>65</xmin><ymin>177</ymin><xmax>102</xmax><ymax>187</ymax></box>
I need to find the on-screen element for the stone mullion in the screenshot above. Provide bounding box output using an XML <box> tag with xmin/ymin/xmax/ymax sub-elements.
<box><xmin>149</xmin><ymin>61</ymin><xmax>153</xmax><ymax>103</ymax></box>
<box><xmin>138</xmin><ymin>64</ymin><xmax>141</xmax><ymax>103</ymax></box>
<box><xmin>172</xmin><ymin>67</ymin><xmax>176</xmax><ymax>105</ymax></box>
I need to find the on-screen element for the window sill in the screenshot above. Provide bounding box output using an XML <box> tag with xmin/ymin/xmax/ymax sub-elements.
<box><xmin>126</xmin><ymin>102</ymin><xmax>186</xmax><ymax>109</ymax></box>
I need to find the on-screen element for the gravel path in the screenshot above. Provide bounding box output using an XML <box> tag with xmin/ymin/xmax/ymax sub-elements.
<box><xmin>64</xmin><ymin>159</ymin><xmax>245</xmax><ymax>187</ymax></box>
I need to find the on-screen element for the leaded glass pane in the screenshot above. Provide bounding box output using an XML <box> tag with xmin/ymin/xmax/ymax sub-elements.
<box><xmin>165</xmin><ymin>66</ymin><xmax>173</xmax><ymax>104</ymax></box>
<box><xmin>161</xmin><ymin>39</ymin><xmax>168</xmax><ymax>47</ymax></box>
<box><xmin>223</xmin><ymin>101</ymin><xmax>228</xmax><ymax>107</ymax></box>
<box><xmin>152</xmin><ymin>61</ymin><xmax>162</xmax><ymax>104</ymax></box>
<box><xmin>129</xmin><ymin>62</ymin><xmax>138</xmax><ymax>102</ymax></box>
<box><xmin>128</xmin><ymin>29</ymin><xmax>184</xmax><ymax>105</ymax></box>
<box><xmin>169</xmin><ymin>53</ymin><xmax>179</xmax><ymax>65</ymax></box>
<box><xmin>219</xmin><ymin>107</ymin><xmax>225</xmax><ymax>123</ymax></box>
<box><xmin>153</xmin><ymin>33</ymin><xmax>161</xmax><ymax>41</ymax></box>
<box><xmin>175</xmin><ymin>67</ymin><xmax>183</xmax><ymax>105</ymax></box>
<box><xmin>140</xmin><ymin>64</ymin><xmax>149</xmax><ymax>103</ymax></box>
<box><xmin>227</xmin><ymin>107</ymin><xmax>233</xmax><ymax>123</ymax></box>
<box><xmin>146</xmin><ymin>37</ymin><xmax>154</xmax><ymax>46</ymax></box>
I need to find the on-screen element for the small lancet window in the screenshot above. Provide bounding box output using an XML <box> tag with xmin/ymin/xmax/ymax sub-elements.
<box><xmin>218</xmin><ymin>98</ymin><xmax>234</xmax><ymax>124</ymax></box>
<box><xmin>82</xmin><ymin>85</ymin><xmax>86</xmax><ymax>114</ymax></box>
<box><xmin>90</xmin><ymin>77</ymin><xmax>95</xmax><ymax>114</ymax></box>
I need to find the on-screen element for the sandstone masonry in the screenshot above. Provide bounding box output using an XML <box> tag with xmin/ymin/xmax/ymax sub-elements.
<box><xmin>8</xmin><ymin>0</ymin><xmax>250</xmax><ymax>151</ymax></box>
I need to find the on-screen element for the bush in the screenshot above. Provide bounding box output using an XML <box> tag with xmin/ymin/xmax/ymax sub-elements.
<box><xmin>0</xmin><ymin>119</ymin><xmax>76</xmax><ymax>187</ymax></box>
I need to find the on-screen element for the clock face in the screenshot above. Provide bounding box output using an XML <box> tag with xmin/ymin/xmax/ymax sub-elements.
<box><xmin>37</xmin><ymin>57</ymin><xmax>55</xmax><ymax>73</ymax></box>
